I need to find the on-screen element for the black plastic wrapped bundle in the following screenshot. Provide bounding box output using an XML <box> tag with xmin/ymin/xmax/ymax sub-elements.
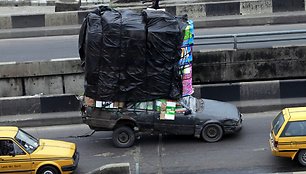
<box><xmin>142</xmin><ymin>10</ymin><xmax>183</xmax><ymax>100</ymax></box>
<box><xmin>79</xmin><ymin>8</ymin><xmax>104</xmax><ymax>99</ymax></box>
<box><xmin>117</xmin><ymin>10</ymin><xmax>147</xmax><ymax>101</ymax></box>
<box><xmin>97</xmin><ymin>9</ymin><xmax>121</xmax><ymax>101</ymax></box>
<box><xmin>79</xmin><ymin>6</ymin><xmax>184</xmax><ymax>102</ymax></box>
<box><xmin>97</xmin><ymin>9</ymin><xmax>147</xmax><ymax>101</ymax></box>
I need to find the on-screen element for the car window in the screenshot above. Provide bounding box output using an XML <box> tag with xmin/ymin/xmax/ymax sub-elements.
<box><xmin>0</xmin><ymin>140</ymin><xmax>13</xmax><ymax>156</ymax></box>
<box><xmin>281</xmin><ymin>121</ymin><xmax>306</xmax><ymax>137</ymax></box>
<box><xmin>133</xmin><ymin>102</ymin><xmax>154</xmax><ymax>110</ymax></box>
<box><xmin>13</xmin><ymin>142</ymin><xmax>26</xmax><ymax>155</ymax></box>
<box><xmin>272</xmin><ymin>112</ymin><xmax>285</xmax><ymax>135</ymax></box>
<box><xmin>180</xmin><ymin>96</ymin><xmax>197</xmax><ymax>112</ymax></box>
<box><xmin>15</xmin><ymin>129</ymin><xmax>39</xmax><ymax>154</ymax></box>
<box><xmin>0</xmin><ymin>140</ymin><xmax>25</xmax><ymax>156</ymax></box>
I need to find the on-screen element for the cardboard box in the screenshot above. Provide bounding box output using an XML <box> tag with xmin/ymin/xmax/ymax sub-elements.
<box><xmin>85</xmin><ymin>96</ymin><xmax>95</xmax><ymax>107</ymax></box>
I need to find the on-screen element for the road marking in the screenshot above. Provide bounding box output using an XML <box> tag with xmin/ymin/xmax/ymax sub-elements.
<box><xmin>273</xmin><ymin>172</ymin><xmax>306</xmax><ymax>174</ymax></box>
<box><xmin>94</xmin><ymin>152</ymin><xmax>114</xmax><ymax>157</ymax></box>
<box><xmin>50</xmin><ymin>57</ymin><xmax>79</xmax><ymax>61</ymax></box>
<box><xmin>158</xmin><ymin>133</ymin><xmax>163</xmax><ymax>174</ymax></box>
<box><xmin>253</xmin><ymin>148</ymin><xmax>267</xmax><ymax>152</ymax></box>
<box><xmin>0</xmin><ymin>61</ymin><xmax>16</xmax><ymax>65</ymax></box>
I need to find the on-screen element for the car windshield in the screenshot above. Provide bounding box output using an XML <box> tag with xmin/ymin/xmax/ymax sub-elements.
<box><xmin>15</xmin><ymin>129</ymin><xmax>39</xmax><ymax>154</ymax></box>
<box><xmin>272</xmin><ymin>112</ymin><xmax>285</xmax><ymax>136</ymax></box>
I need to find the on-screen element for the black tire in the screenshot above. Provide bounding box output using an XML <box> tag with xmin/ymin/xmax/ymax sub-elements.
<box><xmin>201</xmin><ymin>123</ymin><xmax>223</xmax><ymax>143</ymax></box>
<box><xmin>112</xmin><ymin>126</ymin><xmax>135</xmax><ymax>148</ymax></box>
<box><xmin>298</xmin><ymin>150</ymin><xmax>306</xmax><ymax>166</ymax></box>
<box><xmin>37</xmin><ymin>165</ymin><xmax>59</xmax><ymax>174</ymax></box>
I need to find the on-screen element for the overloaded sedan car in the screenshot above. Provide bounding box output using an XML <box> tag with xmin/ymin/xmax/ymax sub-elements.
<box><xmin>0</xmin><ymin>126</ymin><xmax>79</xmax><ymax>174</ymax></box>
<box><xmin>81</xmin><ymin>96</ymin><xmax>243</xmax><ymax>148</ymax></box>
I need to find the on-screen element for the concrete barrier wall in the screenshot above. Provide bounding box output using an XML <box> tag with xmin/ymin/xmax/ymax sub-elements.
<box><xmin>193</xmin><ymin>46</ymin><xmax>306</xmax><ymax>84</ymax></box>
<box><xmin>1</xmin><ymin>0</ymin><xmax>306</xmax><ymax>29</ymax></box>
<box><xmin>205</xmin><ymin>1</ymin><xmax>240</xmax><ymax>16</ymax></box>
<box><xmin>45</xmin><ymin>12</ymin><xmax>79</xmax><ymax>26</ymax></box>
<box><xmin>272</xmin><ymin>0</ymin><xmax>305</xmax><ymax>12</ymax></box>
<box><xmin>0</xmin><ymin>11</ymin><xmax>86</xmax><ymax>29</ymax></box>
<box><xmin>0</xmin><ymin>59</ymin><xmax>83</xmax><ymax>78</ymax></box>
<box><xmin>0</xmin><ymin>0</ymin><xmax>55</xmax><ymax>6</ymax></box>
<box><xmin>0</xmin><ymin>59</ymin><xmax>84</xmax><ymax>97</ymax></box>
<box><xmin>1</xmin><ymin>46</ymin><xmax>306</xmax><ymax>115</ymax></box>
<box><xmin>240</xmin><ymin>0</ymin><xmax>272</xmax><ymax>15</ymax></box>
<box><xmin>193</xmin><ymin>79</ymin><xmax>306</xmax><ymax>101</ymax></box>
<box><xmin>0</xmin><ymin>94</ymin><xmax>80</xmax><ymax>115</ymax></box>
<box><xmin>1</xmin><ymin>46</ymin><xmax>306</xmax><ymax>102</ymax></box>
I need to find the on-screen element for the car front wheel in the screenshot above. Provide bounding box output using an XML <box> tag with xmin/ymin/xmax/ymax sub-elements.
<box><xmin>38</xmin><ymin>165</ymin><xmax>59</xmax><ymax>174</ymax></box>
<box><xmin>201</xmin><ymin>123</ymin><xmax>223</xmax><ymax>143</ymax></box>
<box><xmin>112</xmin><ymin>126</ymin><xmax>135</xmax><ymax>148</ymax></box>
<box><xmin>298</xmin><ymin>150</ymin><xmax>306</xmax><ymax>166</ymax></box>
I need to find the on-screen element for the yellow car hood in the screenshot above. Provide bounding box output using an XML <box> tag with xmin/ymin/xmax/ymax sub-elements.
<box><xmin>31</xmin><ymin>139</ymin><xmax>76</xmax><ymax>158</ymax></box>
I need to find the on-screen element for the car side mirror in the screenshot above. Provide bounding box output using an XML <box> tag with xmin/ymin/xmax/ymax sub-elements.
<box><xmin>184</xmin><ymin>109</ymin><xmax>192</xmax><ymax>115</ymax></box>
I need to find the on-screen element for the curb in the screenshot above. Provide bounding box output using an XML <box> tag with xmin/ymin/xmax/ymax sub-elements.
<box><xmin>234</xmin><ymin>98</ymin><xmax>306</xmax><ymax>113</ymax></box>
<box><xmin>0</xmin><ymin>94</ymin><xmax>80</xmax><ymax>116</ymax></box>
<box><xmin>86</xmin><ymin>163</ymin><xmax>130</xmax><ymax>174</ymax></box>
<box><xmin>0</xmin><ymin>111</ymin><xmax>82</xmax><ymax>127</ymax></box>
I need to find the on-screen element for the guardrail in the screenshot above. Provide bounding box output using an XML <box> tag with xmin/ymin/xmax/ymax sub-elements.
<box><xmin>194</xmin><ymin>29</ymin><xmax>306</xmax><ymax>49</ymax></box>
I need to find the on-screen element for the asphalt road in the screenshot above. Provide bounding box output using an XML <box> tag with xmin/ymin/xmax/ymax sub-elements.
<box><xmin>23</xmin><ymin>111</ymin><xmax>306</xmax><ymax>174</ymax></box>
<box><xmin>2</xmin><ymin>23</ymin><xmax>306</xmax><ymax>62</ymax></box>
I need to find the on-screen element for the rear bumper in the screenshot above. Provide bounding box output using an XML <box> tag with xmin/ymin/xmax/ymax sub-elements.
<box><xmin>81</xmin><ymin>107</ymin><xmax>115</xmax><ymax>130</ymax></box>
<box><xmin>269</xmin><ymin>139</ymin><xmax>278</xmax><ymax>156</ymax></box>
<box><xmin>269</xmin><ymin>138</ymin><xmax>297</xmax><ymax>159</ymax></box>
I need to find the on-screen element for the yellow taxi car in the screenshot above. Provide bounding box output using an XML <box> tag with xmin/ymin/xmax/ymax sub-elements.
<box><xmin>0</xmin><ymin>126</ymin><xmax>79</xmax><ymax>174</ymax></box>
<box><xmin>269</xmin><ymin>107</ymin><xmax>306</xmax><ymax>166</ymax></box>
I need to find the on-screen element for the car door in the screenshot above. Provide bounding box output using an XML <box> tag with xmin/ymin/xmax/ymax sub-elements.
<box><xmin>281</xmin><ymin>121</ymin><xmax>306</xmax><ymax>149</ymax></box>
<box><xmin>0</xmin><ymin>139</ymin><xmax>32</xmax><ymax>174</ymax></box>
<box><xmin>121</xmin><ymin>101</ymin><xmax>155</xmax><ymax>130</ymax></box>
<box><xmin>277</xmin><ymin>121</ymin><xmax>306</xmax><ymax>158</ymax></box>
<box><xmin>154</xmin><ymin>101</ymin><xmax>195</xmax><ymax>135</ymax></box>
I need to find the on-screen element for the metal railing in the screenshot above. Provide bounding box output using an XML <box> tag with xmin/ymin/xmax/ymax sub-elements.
<box><xmin>194</xmin><ymin>29</ymin><xmax>306</xmax><ymax>49</ymax></box>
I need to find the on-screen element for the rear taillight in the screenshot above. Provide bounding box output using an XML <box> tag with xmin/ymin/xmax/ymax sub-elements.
<box><xmin>274</xmin><ymin>140</ymin><xmax>278</xmax><ymax>148</ymax></box>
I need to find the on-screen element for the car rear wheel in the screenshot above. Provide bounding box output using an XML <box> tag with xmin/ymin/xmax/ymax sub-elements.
<box><xmin>298</xmin><ymin>150</ymin><xmax>306</xmax><ymax>166</ymax></box>
<box><xmin>112</xmin><ymin>126</ymin><xmax>135</xmax><ymax>148</ymax></box>
<box><xmin>201</xmin><ymin>124</ymin><xmax>223</xmax><ymax>143</ymax></box>
<box><xmin>38</xmin><ymin>165</ymin><xmax>59</xmax><ymax>174</ymax></box>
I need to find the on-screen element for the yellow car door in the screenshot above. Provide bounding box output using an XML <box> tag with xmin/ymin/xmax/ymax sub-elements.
<box><xmin>0</xmin><ymin>139</ymin><xmax>32</xmax><ymax>174</ymax></box>
<box><xmin>277</xmin><ymin>136</ymin><xmax>297</xmax><ymax>158</ymax></box>
<box><xmin>278</xmin><ymin>121</ymin><xmax>306</xmax><ymax>159</ymax></box>
<box><xmin>288</xmin><ymin>121</ymin><xmax>306</xmax><ymax>158</ymax></box>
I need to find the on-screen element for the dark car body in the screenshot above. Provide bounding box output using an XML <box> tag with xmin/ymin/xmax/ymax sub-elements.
<box><xmin>81</xmin><ymin>96</ymin><xmax>242</xmax><ymax>147</ymax></box>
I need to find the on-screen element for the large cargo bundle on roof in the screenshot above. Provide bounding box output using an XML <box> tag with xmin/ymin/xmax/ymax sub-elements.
<box><xmin>79</xmin><ymin>6</ymin><xmax>186</xmax><ymax>102</ymax></box>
